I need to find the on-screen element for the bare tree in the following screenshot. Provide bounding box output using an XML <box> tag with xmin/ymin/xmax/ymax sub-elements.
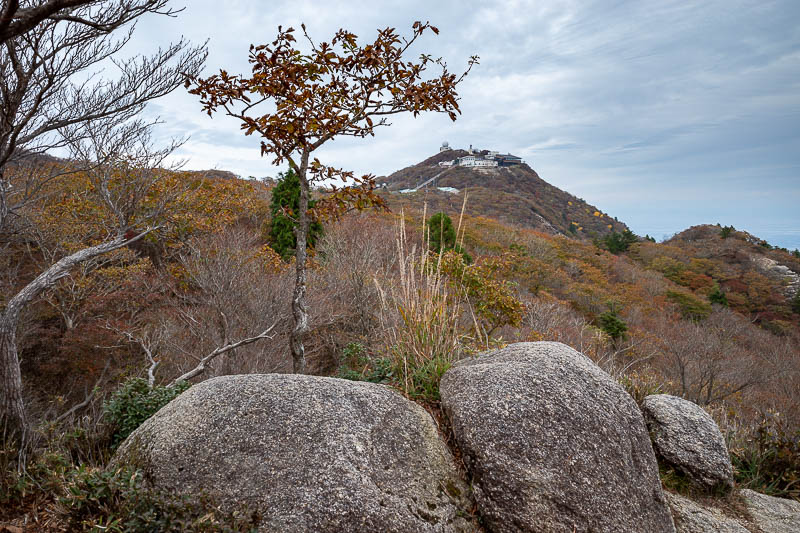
<box><xmin>0</xmin><ymin>0</ymin><xmax>205</xmax><ymax>235</ymax></box>
<box><xmin>1</xmin><ymin>118</ymin><xmax>187</xmax><ymax>443</ymax></box>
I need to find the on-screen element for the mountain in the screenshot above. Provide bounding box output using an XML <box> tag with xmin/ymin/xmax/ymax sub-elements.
<box><xmin>377</xmin><ymin>147</ymin><xmax>628</xmax><ymax>238</ymax></box>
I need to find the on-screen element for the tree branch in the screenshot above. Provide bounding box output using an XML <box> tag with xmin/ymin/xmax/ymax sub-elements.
<box><xmin>168</xmin><ymin>323</ymin><xmax>277</xmax><ymax>387</ymax></box>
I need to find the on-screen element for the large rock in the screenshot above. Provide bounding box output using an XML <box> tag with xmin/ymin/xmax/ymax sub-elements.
<box><xmin>740</xmin><ymin>489</ymin><xmax>800</xmax><ymax>533</ymax></box>
<box><xmin>642</xmin><ymin>394</ymin><xmax>734</xmax><ymax>490</ymax></box>
<box><xmin>439</xmin><ymin>342</ymin><xmax>675</xmax><ymax>533</ymax></box>
<box><xmin>113</xmin><ymin>374</ymin><xmax>476</xmax><ymax>533</ymax></box>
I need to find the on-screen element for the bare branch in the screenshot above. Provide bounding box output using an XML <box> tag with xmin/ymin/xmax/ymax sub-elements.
<box><xmin>168</xmin><ymin>323</ymin><xmax>278</xmax><ymax>387</ymax></box>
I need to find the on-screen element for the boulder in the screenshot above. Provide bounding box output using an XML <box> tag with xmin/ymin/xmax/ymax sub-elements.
<box><xmin>439</xmin><ymin>341</ymin><xmax>675</xmax><ymax>533</ymax></box>
<box><xmin>642</xmin><ymin>394</ymin><xmax>733</xmax><ymax>490</ymax></box>
<box><xmin>113</xmin><ymin>374</ymin><xmax>476</xmax><ymax>533</ymax></box>
<box><xmin>666</xmin><ymin>492</ymin><xmax>749</xmax><ymax>533</ymax></box>
<box><xmin>740</xmin><ymin>489</ymin><xmax>800</xmax><ymax>533</ymax></box>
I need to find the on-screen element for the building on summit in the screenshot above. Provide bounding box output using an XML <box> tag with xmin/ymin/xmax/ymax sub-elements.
<box><xmin>438</xmin><ymin>142</ymin><xmax>524</xmax><ymax>168</ymax></box>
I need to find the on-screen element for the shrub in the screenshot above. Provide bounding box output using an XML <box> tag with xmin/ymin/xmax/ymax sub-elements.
<box><xmin>104</xmin><ymin>378</ymin><xmax>190</xmax><ymax>447</ymax></box>
<box><xmin>792</xmin><ymin>290</ymin><xmax>800</xmax><ymax>314</ymax></box>
<box><xmin>60</xmin><ymin>464</ymin><xmax>258</xmax><ymax>532</ymax></box>
<box><xmin>720</xmin><ymin>225</ymin><xmax>734</xmax><ymax>239</ymax></box>
<box><xmin>336</xmin><ymin>342</ymin><xmax>393</xmax><ymax>384</ymax></box>
<box><xmin>426</xmin><ymin>212</ymin><xmax>472</xmax><ymax>263</ymax></box>
<box><xmin>730</xmin><ymin>415</ymin><xmax>800</xmax><ymax>500</ymax></box>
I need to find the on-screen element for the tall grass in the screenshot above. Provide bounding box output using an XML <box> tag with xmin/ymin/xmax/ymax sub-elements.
<box><xmin>375</xmin><ymin>201</ymin><xmax>474</xmax><ymax>402</ymax></box>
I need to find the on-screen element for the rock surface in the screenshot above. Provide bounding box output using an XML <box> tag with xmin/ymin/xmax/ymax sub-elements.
<box><xmin>643</xmin><ymin>394</ymin><xmax>734</xmax><ymax>490</ymax></box>
<box><xmin>114</xmin><ymin>374</ymin><xmax>476</xmax><ymax>533</ymax></box>
<box><xmin>439</xmin><ymin>341</ymin><xmax>675</xmax><ymax>533</ymax></box>
<box><xmin>667</xmin><ymin>492</ymin><xmax>749</xmax><ymax>533</ymax></box>
<box><xmin>741</xmin><ymin>489</ymin><xmax>800</xmax><ymax>533</ymax></box>
<box><xmin>667</xmin><ymin>490</ymin><xmax>800</xmax><ymax>533</ymax></box>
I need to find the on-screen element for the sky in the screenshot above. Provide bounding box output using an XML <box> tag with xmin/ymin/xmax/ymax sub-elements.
<box><xmin>128</xmin><ymin>0</ymin><xmax>800</xmax><ymax>249</ymax></box>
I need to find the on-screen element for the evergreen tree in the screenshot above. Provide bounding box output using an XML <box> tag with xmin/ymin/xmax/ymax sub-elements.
<box><xmin>720</xmin><ymin>225</ymin><xmax>734</xmax><ymax>239</ymax></box>
<box><xmin>792</xmin><ymin>290</ymin><xmax>800</xmax><ymax>315</ymax></box>
<box><xmin>602</xmin><ymin>229</ymin><xmax>638</xmax><ymax>254</ymax></box>
<box><xmin>427</xmin><ymin>212</ymin><xmax>456</xmax><ymax>253</ymax></box>
<box><xmin>426</xmin><ymin>212</ymin><xmax>471</xmax><ymax>263</ymax></box>
<box><xmin>268</xmin><ymin>169</ymin><xmax>323</xmax><ymax>260</ymax></box>
<box><xmin>708</xmin><ymin>284</ymin><xmax>729</xmax><ymax>307</ymax></box>
<box><xmin>598</xmin><ymin>304</ymin><xmax>627</xmax><ymax>343</ymax></box>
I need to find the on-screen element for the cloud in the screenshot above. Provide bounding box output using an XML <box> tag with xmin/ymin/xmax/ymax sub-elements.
<box><xmin>127</xmin><ymin>0</ymin><xmax>799</xmax><ymax>247</ymax></box>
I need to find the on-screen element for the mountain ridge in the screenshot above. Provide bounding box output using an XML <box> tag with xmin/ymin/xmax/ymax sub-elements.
<box><xmin>377</xmin><ymin>148</ymin><xmax>629</xmax><ymax>238</ymax></box>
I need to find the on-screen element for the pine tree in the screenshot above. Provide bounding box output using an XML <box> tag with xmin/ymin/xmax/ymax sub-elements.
<box><xmin>268</xmin><ymin>169</ymin><xmax>323</xmax><ymax>261</ymax></box>
<box><xmin>426</xmin><ymin>212</ymin><xmax>471</xmax><ymax>263</ymax></box>
<box><xmin>598</xmin><ymin>304</ymin><xmax>627</xmax><ymax>343</ymax></box>
<box><xmin>427</xmin><ymin>212</ymin><xmax>456</xmax><ymax>253</ymax></box>
<box><xmin>708</xmin><ymin>284</ymin><xmax>729</xmax><ymax>307</ymax></box>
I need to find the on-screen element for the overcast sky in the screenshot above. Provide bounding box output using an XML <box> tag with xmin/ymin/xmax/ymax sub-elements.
<box><xmin>130</xmin><ymin>0</ymin><xmax>800</xmax><ymax>249</ymax></box>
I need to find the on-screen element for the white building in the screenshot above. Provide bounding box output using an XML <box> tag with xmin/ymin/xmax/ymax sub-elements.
<box><xmin>439</xmin><ymin>141</ymin><xmax>452</xmax><ymax>152</ymax></box>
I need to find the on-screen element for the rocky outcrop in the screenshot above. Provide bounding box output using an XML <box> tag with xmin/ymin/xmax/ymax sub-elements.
<box><xmin>667</xmin><ymin>490</ymin><xmax>800</xmax><ymax>533</ymax></box>
<box><xmin>439</xmin><ymin>341</ymin><xmax>675</xmax><ymax>533</ymax></box>
<box><xmin>643</xmin><ymin>394</ymin><xmax>734</xmax><ymax>491</ymax></box>
<box><xmin>113</xmin><ymin>374</ymin><xmax>476</xmax><ymax>533</ymax></box>
<box><xmin>740</xmin><ymin>489</ymin><xmax>800</xmax><ymax>533</ymax></box>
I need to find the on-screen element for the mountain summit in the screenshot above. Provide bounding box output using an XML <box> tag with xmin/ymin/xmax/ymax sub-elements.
<box><xmin>378</xmin><ymin>144</ymin><xmax>628</xmax><ymax>237</ymax></box>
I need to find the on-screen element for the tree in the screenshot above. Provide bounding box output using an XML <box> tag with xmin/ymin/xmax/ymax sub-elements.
<box><xmin>708</xmin><ymin>283</ymin><xmax>729</xmax><ymax>307</ymax></box>
<box><xmin>792</xmin><ymin>290</ymin><xmax>800</xmax><ymax>315</ymax></box>
<box><xmin>268</xmin><ymin>169</ymin><xmax>323</xmax><ymax>261</ymax></box>
<box><xmin>189</xmin><ymin>22</ymin><xmax>476</xmax><ymax>373</ymax></box>
<box><xmin>0</xmin><ymin>0</ymin><xmax>134</xmax><ymax>44</ymax></box>
<box><xmin>601</xmin><ymin>229</ymin><xmax>638</xmax><ymax>254</ymax></box>
<box><xmin>0</xmin><ymin>0</ymin><xmax>205</xmax><ymax>236</ymax></box>
<box><xmin>0</xmin><ymin>1</ymin><xmax>204</xmax><ymax>441</ymax></box>
<box><xmin>720</xmin><ymin>225</ymin><xmax>734</xmax><ymax>239</ymax></box>
<box><xmin>597</xmin><ymin>304</ymin><xmax>627</xmax><ymax>344</ymax></box>
<box><xmin>427</xmin><ymin>212</ymin><xmax>456</xmax><ymax>253</ymax></box>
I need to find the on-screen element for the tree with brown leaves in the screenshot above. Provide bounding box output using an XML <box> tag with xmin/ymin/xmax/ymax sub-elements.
<box><xmin>189</xmin><ymin>21</ymin><xmax>477</xmax><ymax>373</ymax></box>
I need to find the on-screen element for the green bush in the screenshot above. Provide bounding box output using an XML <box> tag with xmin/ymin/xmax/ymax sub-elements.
<box><xmin>792</xmin><ymin>290</ymin><xmax>800</xmax><ymax>314</ymax></box>
<box><xmin>61</xmin><ymin>464</ymin><xmax>258</xmax><ymax>532</ymax></box>
<box><xmin>336</xmin><ymin>342</ymin><xmax>394</xmax><ymax>384</ymax></box>
<box><xmin>600</xmin><ymin>230</ymin><xmax>638</xmax><ymax>254</ymax></box>
<box><xmin>426</xmin><ymin>212</ymin><xmax>472</xmax><ymax>263</ymax></box>
<box><xmin>720</xmin><ymin>225</ymin><xmax>734</xmax><ymax>239</ymax></box>
<box><xmin>104</xmin><ymin>378</ymin><xmax>190</xmax><ymax>447</ymax></box>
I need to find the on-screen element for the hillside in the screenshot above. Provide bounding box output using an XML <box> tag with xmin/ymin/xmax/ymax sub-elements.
<box><xmin>377</xmin><ymin>148</ymin><xmax>629</xmax><ymax>237</ymax></box>
<box><xmin>628</xmin><ymin>224</ymin><xmax>800</xmax><ymax>334</ymax></box>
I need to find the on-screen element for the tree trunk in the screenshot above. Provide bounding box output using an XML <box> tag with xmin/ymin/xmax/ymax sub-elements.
<box><xmin>0</xmin><ymin>232</ymin><xmax>146</xmax><ymax>438</ymax></box>
<box><xmin>0</xmin><ymin>315</ymin><xmax>27</xmax><ymax>443</ymax></box>
<box><xmin>290</xmin><ymin>151</ymin><xmax>310</xmax><ymax>374</ymax></box>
